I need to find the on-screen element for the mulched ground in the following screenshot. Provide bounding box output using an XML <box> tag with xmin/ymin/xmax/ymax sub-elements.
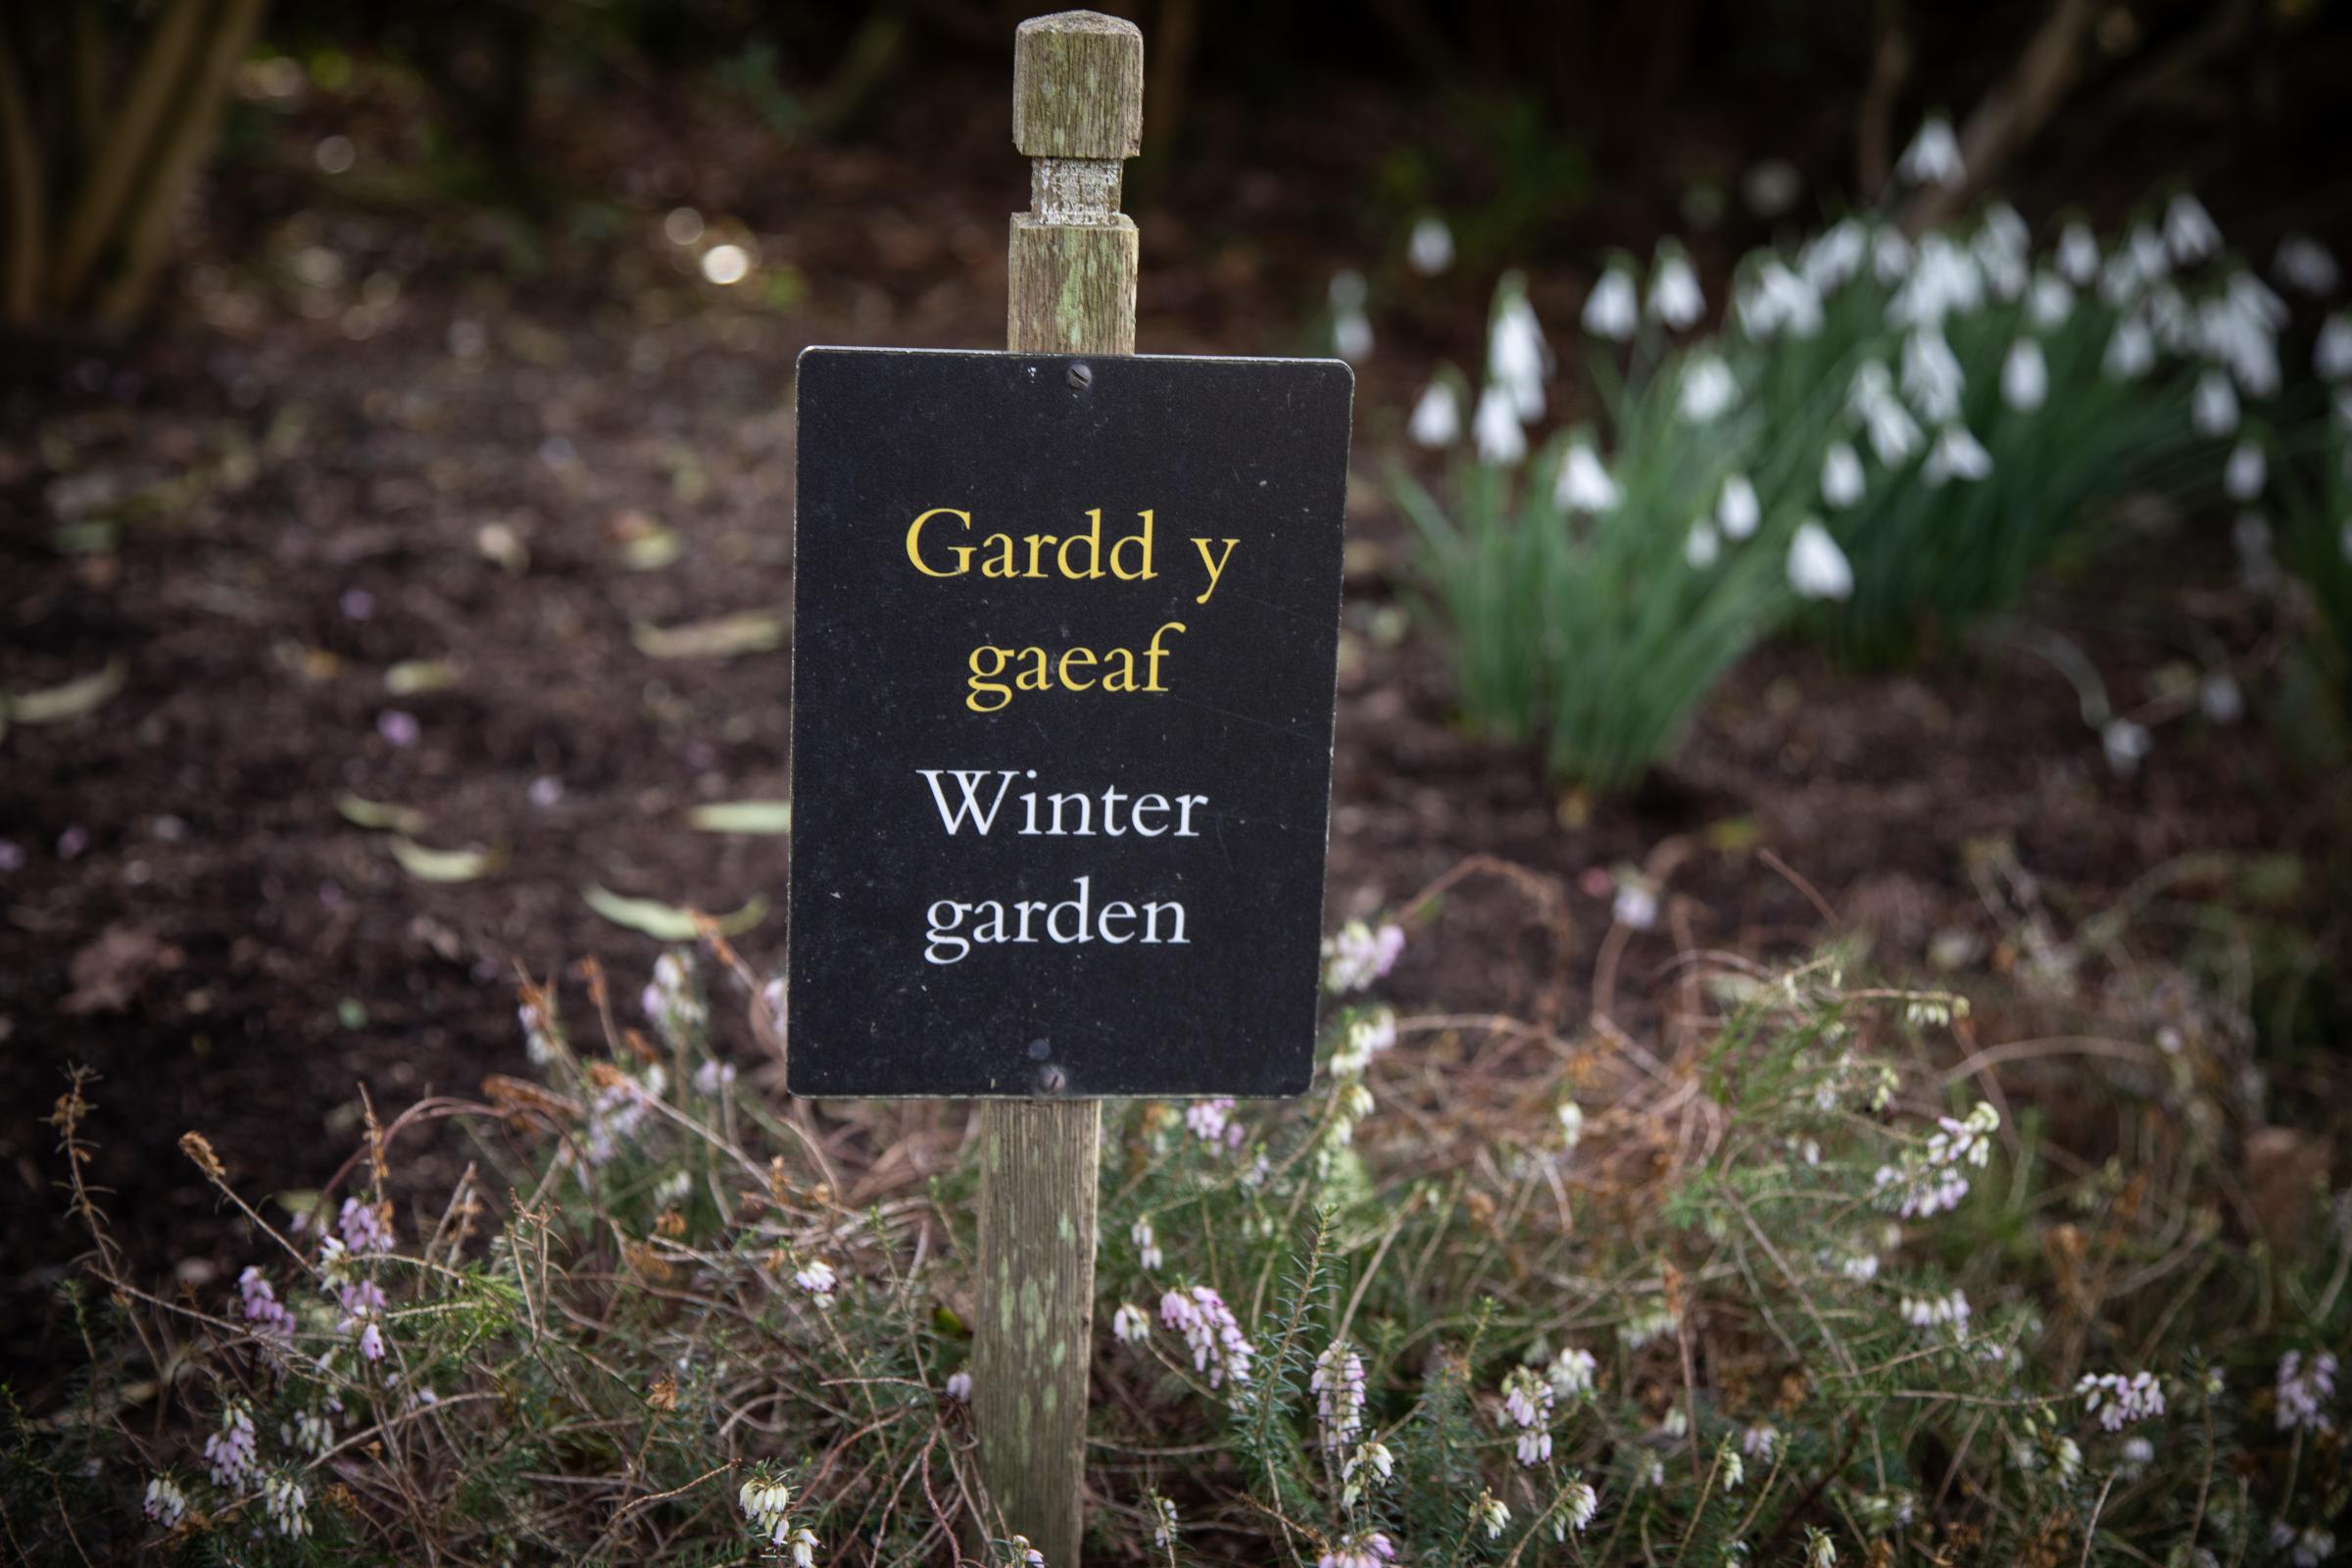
<box><xmin>4</xmin><ymin>66</ymin><xmax>2344</xmax><ymax>1382</ymax></box>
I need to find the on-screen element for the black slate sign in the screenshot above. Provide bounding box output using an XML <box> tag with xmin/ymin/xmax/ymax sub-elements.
<box><xmin>786</xmin><ymin>347</ymin><xmax>1353</xmax><ymax>1099</ymax></box>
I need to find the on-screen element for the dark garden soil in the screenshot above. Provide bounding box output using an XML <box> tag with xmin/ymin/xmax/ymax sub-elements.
<box><xmin>3</xmin><ymin>70</ymin><xmax>2344</xmax><ymax>1382</ymax></box>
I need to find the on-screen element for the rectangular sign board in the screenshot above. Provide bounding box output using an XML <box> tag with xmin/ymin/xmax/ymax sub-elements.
<box><xmin>786</xmin><ymin>347</ymin><xmax>1353</xmax><ymax>1098</ymax></box>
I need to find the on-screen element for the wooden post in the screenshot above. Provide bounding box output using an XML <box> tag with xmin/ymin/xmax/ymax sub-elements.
<box><xmin>974</xmin><ymin>16</ymin><xmax>1141</xmax><ymax>1566</ymax></box>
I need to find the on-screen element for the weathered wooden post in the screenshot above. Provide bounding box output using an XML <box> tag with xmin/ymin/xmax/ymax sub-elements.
<box><xmin>974</xmin><ymin>19</ymin><xmax>1142</xmax><ymax>1563</ymax></box>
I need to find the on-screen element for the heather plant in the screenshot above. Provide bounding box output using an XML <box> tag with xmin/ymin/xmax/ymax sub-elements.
<box><xmin>11</xmin><ymin>916</ymin><xmax>2351</xmax><ymax>1565</ymax></box>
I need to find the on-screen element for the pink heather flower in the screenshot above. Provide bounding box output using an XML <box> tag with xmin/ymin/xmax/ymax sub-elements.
<box><xmin>2076</xmin><ymin>1370</ymin><xmax>2164</xmax><ymax>1431</ymax></box>
<box><xmin>339</xmin><ymin>1197</ymin><xmax>393</xmax><ymax>1254</ymax></box>
<box><xmin>237</xmin><ymin>1267</ymin><xmax>296</xmax><ymax>1340</ymax></box>
<box><xmin>694</xmin><ymin>1058</ymin><xmax>737</xmax><ymax>1096</ymax></box>
<box><xmin>1741</xmin><ymin>1423</ymin><xmax>1779</xmax><ymax>1459</ymax></box>
<box><xmin>1322</xmin><ymin>921</ymin><xmax>1405</xmax><ymax>994</ymax></box>
<box><xmin>376</xmin><ymin>709</ymin><xmax>419</xmax><ymax>747</ymax></box>
<box><xmin>204</xmin><ymin>1403</ymin><xmax>259</xmax><ymax>1489</ymax></box>
<box><xmin>945</xmin><ymin>1370</ymin><xmax>972</xmax><ymax>1401</ymax></box>
<box><xmin>1160</xmin><ymin>1285</ymin><xmax>1253</xmax><ymax>1389</ymax></box>
<box><xmin>2277</xmin><ymin>1350</ymin><xmax>2338</xmax><ymax>1433</ymax></box>
<box><xmin>1185</xmin><ymin>1098</ymin><xmax>1241</xmax><ymax>1147</ymax></box>
<box><xmin>340</xmin><ymin>587</ymin><xmax>375</xmax><ymax>620</ymax></box>
<box><xmin>357</xmin><ymin>1318</ymin><xmax>387</xmax><ymax>1361</ymax></box>
<box><xmin>1311</xmin><ymin>1343</ymin><xmax>1366</xmax><ymax>1449</ymax></box>
<box><xmin>793</xmin><ymin>1259</ymin><xmax>838</xmax><ymax>1303</ymax></box>
<box><xmin>143</xmin><ymin>1475</ymin><xmax>189</xmax><ymax>1528</ymax></box>
<box><xmin>641</xmin><ymin>952</ymin><xmax>706</xmax><ymax>1048</ymax></box>
<box><xmin>1319</xmin><ymin>1531</ymin><xmax>1398</xmax><ymax>1568</ymax></box>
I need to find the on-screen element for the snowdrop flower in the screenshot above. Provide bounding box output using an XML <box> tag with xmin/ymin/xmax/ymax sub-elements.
<box><xmin>1679</xmin><ymin>353</ymin><xmax>1738</xmax><ymax>422</ymax></box>
<box><xmin>1717</xmin><ymin>473</ymin><xmax>1761</xmax><ymax>539</ymax></box>
<box><xmin>793</xmin><ymin>1258</ymin><xmax>837</xmax><ymax>1301</ymax></box>
<box><xmin>2200</xmin><ymin>671</ymin><xmax>2243</xmax><ymax>725</ymax></box>
<box><xmin>1161</xmin><ymin>1285</ymin><xmax>1253</xmax><ymax>1388</ymax></box>
<box><xmin>1924</xmin><ymin>424</ymin><xmax>1993</xmax><ymax>487</ymax></box>
<box><xmin>1555</xmin><ymin>440</ymin><xmax>1620</xmax><ymax>513</ymax></box>
<box><xmin>1821</xmin><ymin>442</ymin><xmax>1865</xmax><ymax>509</ymax></box>
<box><xmin>2002</xmin><ymin>337</ymin><xmax>2048</xmax><ymax>412</ymax></box>
<box><xmin>2225</xmin><ymin>439</ymin><xmax>2267</xmax><ymax>501</ymax></box>
<box><xmin>1549</xmin><ymin>1347</ymin><xmax>1598</xmax><ymax>1397</ymax></box>
<box><xmin>1331</xmin><ymin>275</ymin><xmax>1374</xmax><ymax>364</ymax></box>
<box><xmin>2076</xmin><ymin>1370</ymin><xmax>2166</xmax><ymax>1431</ymax></box>
<box><xmin>1900</xmin><ymin>328</ymin><xmax>1965</xmax><ymax>424</ymax></box>
<box><xmin>1312</xmin><ymin>1343</ymin><xmax>1367</xmax><ymax>1448</ymax></box>
<box><xmin>2056</xmin><ymin>220</ymin><xmax>2100</xmax><ymax>285</ymax></box>
<box><xmin>1888</xmin><ymin>233</ymin><xmax>1984</xmax><ymax>327</ymax></box>
<box><xmin>2128</xmin><ymin>223</ymin><xmax>2171</xmax><ymax>285</ymax></box>
<box><xmin>1132</xmin><ymin>1218</ymin><xmax>1163</xmax><ymax>1271</ymax></box>
<box><xmin>2028</xmin><ymin>270</ymin><xmax>2076</xmax><ymax>330</ymax></box>
<box><xmin>1871</xmin><ymin>226</ymin><xmax>1914</xmax><ymax>285</ymax></box>
<box><xmin>2315</xmin><ymin>315</ymin><xmax>2352</xmax><ymax>379</ymax></box>
<box><xmin>1801</xmin><ymin>218</ymin><xmax>1867</xmax><ymax>294</ymax></box>
<box><xmin>1112</xmin><ymin>1301</ymin><xmax>1151</xmax><ymax>1344</ymax></box>
<box><xmin>1740</xmin><ymin>259</ymin><xmax>1825</xmax><ymax>340</ymax></box>
<box><xmin>1648</xmin><ymin>245</ymin><xmax>1704</xmax><ymax>329</ymax></box>
<box><xmin>2230</xmin><ymin>269</ymin><xmax>2289</xmax><ymax>329</ymax></box>
<box><xmin>1408</xmin><ymin>380</ymin><xmax>1460</xmax><ymax>447</ymax></box>
<box><xmin>144</xmin><ymin>1475</ymin><xmax>189</xmax><ymax>1529</ymax></box>
<box><xmin>2202</xmin><ymin>290</ymin><xmax>2284</xmax><ymax>397</ymax></box>
<box><xmin>2163</xmin><ymin>193</ymin><xmax>2222</xmax><ymax>265</ymax></box>
<box><xmin>1583</xmin><ymin>266</ymin><xmax>1639</xmax><ymax>341</ymax></box>
<box><xmin>1490</xmin><ymin>280</ymin><xmax>1551</xmax><ymax>418</ymax></box>
<box><xmin>1407</xmin><ymin>214</ymin><xmax>1454</xmax><ymax>275</ymax></box>
<box><xmin>1787</xmin><ymin>520</ymin><xmax>1853</xmax><ymax>602</ymax></box>
<box><xmin>1894</xmin><ymin>115</ymin><xmax>1965</xmax><ymax>188</ymax></box>
<box><xmin>2192</xmin><ymin>369</ymin><xmax>2239</xmax><ymax>437</ymax></box>
<box><xmin>1857</xmin><ymin>385</ymin><xmax>1924</xmax><ymax>466</ymax></box>
<box><xmin>1472</xmin><ymin>385</ymin><xmax>1526</xmax><ymax>465</ymax></box>
<box><xmin>1685</xmin><ymin>520</ymin><xmax>1721</xmax><ymax>569</ymax></box>
<box><xmin>2104</xmin><ymin>318</ymin><xmax>2156</xmax><ymax>380</ymax></box>
<box><xmin>2276</xmin><ymin>1349</ymin><xmax>2338</xmax><ymax>1433</ymax></box>
<box><xmin>2102</xmin><ymin>718</ymin><xmax>2151</xmax><ymax>777</ymax></box>
<box><xmin>2276</xmin><ymin>234</ymin><xmax>2341</xmax><ymax>296</ymax></box>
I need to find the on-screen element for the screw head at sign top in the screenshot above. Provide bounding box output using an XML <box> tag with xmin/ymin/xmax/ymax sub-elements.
<box><xmin>1066</xmin><ymin>363</ymin><xmax>1092</xmax><ymax>389</ymax></box>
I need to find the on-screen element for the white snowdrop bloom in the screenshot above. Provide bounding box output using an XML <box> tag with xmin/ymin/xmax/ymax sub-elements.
<box><xmin>2102</xmin><ymin>718</ymin><xmax>2151</xmax><ymax>777</ymax></box>
<box><xmin>1583</xmin><ymin>267</ymin><xmax>1640</xmax><ymax>341</ymax></box>
<box><xmin>1490</xmin><ymin>290</ymin><xmax>1551</xmax><ymax>418</ymax></box>
<box><xmin>1900</xmin><ymin>328</ymin><xmax>1965</xmax><ymax>424</ymax></box>
<box><xmin>1329</xmin><ymin>269</ymin><xmax>1368</xmax><ymax>310</ymax></box>
<box><xmin>1555</xmin><ymin>441</ymin><xmax>1621</xmax><ymax>513</ymax></box>
<box><xmin>2230</xmin><ymin>269</ymin><xmax>2290</xmax><ymax>329</ymax></box>
<box><xmin>1924</xmin><ymin>424</ymin><xmax>1993</xmax><ymax>486</ymax></box>
<box><xmin>1407</xmin><ymin>214</ymin><xmax>1454</xmax><ymax>275</ymax></box>
<box><xmin>2276</xmin><ymin>233</ymin><xmax>2340</xmax><ymax>296</ymax></box>
<box><xmin>1685</xmin><ymin>519</ymin><xmax>1722</xmax><ymax>569</ymax></box>
<box><xmin>1679</xmin><ymin>353</ymin><xmax>1739</xmax><ymax>421</ymax></box>
<box><xmin>1473</xmin><ymin>385</ymin><xmax>1527</xmax><ymax>466</ymax></box>
<box><xmin>2163</xmin><ymin>192</ymin><xmax>2222</xmax><ymax>265</ymax></box>
<box><xmin>1787</xmin><ymin>519</ymin><xmax>1853</xmax><ymax>602</ymax></box>
<box><xmin>2027</xmin><ymin>270</ymin><xmax>2075</xmax><ymax>330</ymax></box>
<box><xmin>1556</xmin><ymin>1099</ymin><xmax>1585</xmax><ymax>1149</ymax></box>
<box><xmin>2201</xmin><ymin>671</ymin><xmax>2243</xmax><ymax>725</ymax></box>
<box><xmin>1973</xmin><ymin>210</ymin><xmax>2031</xmax><ymax>301</ymax></box>
<box><xmin>1872</xmin><ymin>226</ymin><xmax>1914</xmax><ymax>285</ymax></box>
<box><xmin>2103</xmin><ymin>318</ymin><xmax>2157</xmax><ymax>381</ymax></box>
<box><xmin>1861</xmin><ymin>389</ymin><xmax>1924</xmax><ymax>466</ymax></box>
<box><xmin>2128</xmin><ymin>223</ymin><xmax>2170</xmax><ymax>285</ymax></box>
<box><xmin>2151</xmin><ymin>284</ymin><xmax>2197</xmax><ymax>353</ymax></box>
<box><xmin>1333</xmin><ymin>308</ymin><xmax>1373</xmax><ymax>364</ymax></box>
<box><xmin>1649</xmin><ymin>247</ymin><xmax>1704</xmax><ymax>329</ymax></box>
<box><xmin>2224</xmin><ymin>439</ymin><xmax>2267</xmax><ymax>501</ymax></box>
<box><xmin>1408</xmin><ymin>380</ymin><xmax>1461</xmax><ymax>447</ymax></box>
<box><xmin>1821</xmin><ymin>441</ymin><xmax>1865</xmax><ymax>509</ymax></box>
<box><xmin>1741</xmin><ymin>158</ymin><xmax>1802</xmax><ymax>218</ymax></box>
<box><xmin>2002</xmin><ymin>337</ymin><xmax>2048</xmax><ymax>412</ymax></box>
<box><xmin>2316</xmin><ymin>315</ymin><xmax>2352</xmax><ymax>379</ymax></box>
<box><xmin>1717</xmin><ymin>473</ymin><xmax>1761</xmax><ymax>539</ymax></box>
<box><xmin>1888</xmin><ymin>233</ymin><xmax>1984</xmax><ymax>327</ymax></box>
<box><xmin>2192</xmin><ymin>369</ymin><xmax>2240</xmax><ymax>437</ymax></box>
<box><xmin>1801</xmin><ymin>219</ymin><xmax>1867</xmax><ymax>294</ymax></box>
<box><xmin>1894</xmin><ymin>115</ymin><xmax>1965</xmax><ymax>188</ymax></box>
<box><xmin>2099</xmin><ymin>248</ymin><xmax>2143</xmax><ymax>309</ymax></box>
<box><xmin>2056</xmin><ymin>220</ymin><xmax>2100</xmax><ymax>285</ymax></box>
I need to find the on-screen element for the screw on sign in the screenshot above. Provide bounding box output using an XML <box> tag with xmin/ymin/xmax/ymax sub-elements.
<box><xmin>785</xmin><ymin>12</ymin><xmax>1353</xmax><ymax>1564</ymax></box>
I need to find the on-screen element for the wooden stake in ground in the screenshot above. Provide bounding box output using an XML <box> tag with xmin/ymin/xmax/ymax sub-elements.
<box><xmin>973</xmin><ymin>17</ymin><xmax>1142</xmax><ymax>1566</ymax></box>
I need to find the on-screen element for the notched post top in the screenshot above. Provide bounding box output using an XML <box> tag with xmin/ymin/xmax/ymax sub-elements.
<box><xmin>1012</xmin><ymin>11</ymin><xmax>1144</xmax><ymax>161</ymax></box>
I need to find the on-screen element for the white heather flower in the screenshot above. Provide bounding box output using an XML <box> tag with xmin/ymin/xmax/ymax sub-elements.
<box><xmin>1407</xmin><ymin>215</ymin><xmax>1454</xmax><ymax>275</ymax></box>
<box><xmin>1152</xmin><ymin>1496</ymin><xmax>1180</xmax><ymax>1549</ymax></box>
<box><xmin>2276</xmin><ymin>234</ymin><xmax>2340</xmax><ymax>295</ymax></box>
<box><xmin>1926</xmin><ymin>1102</ymin><xmax>1999</xmax><ymax>1167</ymax></box>
<box><xmin>787</xmin><ymin>1527</ymin><xmax>820</xmax><ymax>1567</ymax></box>
<box><xmin>1821</xmin><ymin>442</ymin><xmax>1865</xmax><ymax>510</ymax></box>
<box><xmin>143</xmin><ymin>1475</ymin><xmax>189</xmax><ymax>1528</ymax></box>
<box><xmin>1621</xmin><ymin>1303</ymin><xmax>1678</xmax><ymax>1351</ymax></box>
<box><xmin>1721</xmin><ymin>1445</ymin><xmax>1746</xmax><ymax>1490</ymax></box>
<box><xmin>1476</xmin><ymin>1491</ymin><xmax>1511</xmax><ymax>1541</ymax></box>
<box><xmin>1161</xmin><ymin>1285</ymin><xmax>1253</xmax><ymax>1389</ymax></box>
<box><xmin>641</xmin><ymin>951</ymin><xmax>705</xmax><ymax>1049</ymax></box>
<box><xmin>944</xmin><ymin>1369</ymin><xmax>972</xmax><ymax>1401</ymax></box>
<box><xmin>1331</xmin><ymin>1007</ymin><xmax>1396</xmax><ymax>1079</ymax></box>
<box><xmin>1611</xmin><ymin>875</ymin><xmax>1659</xmax><ymax>931</ymax></box>
<box><xmin>1549</xmin><ymin>1346</ymin><xmax>1598</xmax><ymax>1397</ymax></box>
<box><xmin>1717</xmin><ymin>473</ymin><xmax>1761</xmax><ymax>539</ymax></box>
<box><xmin>2276</xmin><ymin>1349</ymin><xmax>2338</xmax><ymax>1433</ymax></box>
<box><xmin>1555</xmin><ymin>1099</ymin><xmax>1585</xmax><ymax>1151</ymax></box>
<box><xmin>1899</xmin><ymin>1290</ymin><xmax>1973</xmax><ymax>1334</ymax></box>
<box><xmin>2225</xmin><ymin>440</ymin><xmax>2267</xmax><ymax>501</ymax></box>
<box><xmin>1894</xmin><ymin>115</ymin><xmax>1964</xmax><ymax>188</ymax></box>
<box><xmin>1685</xmin><ymin>520</ymin><xmax>1721</xmax><ymax>569</ymax></box>
<box><xmin>1583</xmin><ymin>267</ymin><xmax>1640</xmax><ymax>341</ymax></box>
<box><xmin>693</xmin><ymin>1058</ymin><xmax>736</xmax><ymax>1096</ymax></box>
<box><xmin>1490</xmin><ymin>283</ymin><xmax>1551</xmax><ymax>418</ymax></box>
<box><xmin>263</xmin><ymin>1474</ymin><xmax>312</xmax><ymax>1540</ymax></box>
<box><xmin>1740</xmin><ymin>1424</ymin><xmax>1778</xmax><ymax>1459</ymax></box>
<box><xmin>1323</xmin><ymin>920</ymin><xmax>1404</xmax><ymax>993</ymax></box>
<box><xmin>2028</xmin><ymin>271</ymin><xmax>2076</xmax><ymax>330</ymax></box>
<box><xmin>2290</xmin><ymin>1528</ymin><xmax>2337</xmax><ymax>1568</ymax></box>
<box><xmin>1342</xmin><ymin>1439</ymin><xmax>1396</xmax><ymax>1507</ymax></box>
<box><xmin>1472</xmin><ymin>384</ymin><xmax>1527</xmax><ymax>466</ymax></box>
<box><xmin>2163</xmin><ymin>193</ymin><xmax>2222</xmax><ymax>265</ymax></box>
<box><xmin>1500</xmin><ymin>1365</ymin><xmax>1555</xmax><ymax>1465</ymax></box>
<box><xmin>2002</xmin><ymin>337</ymin><xmax>2048</xmax><ymax>412</ymax></box>
<box><xmin>1787</xmin><ymin>520</ymin><xmax>1854</xmax><ymax>602</ymax></box>
<box><xmin>792</xmin><ymin>1258</ymin><xmax>837</xmax><ymax>1302</ymax></box>
<box><xmin>1010</xmin><ymin>1535</ymin><xmax>1047</xmax><ymax>1567</ymax></box>
<box><xmin>1408</xmin><ymin>380</ymin><xmax>1460</xmax><ymax>447</ymax></box>
<box><xmin>1649</xmin><ymin>246</ymin><xmax>1704</xmax><ymax>329</ymax></box>
<box><xmin>1555</xmin><ymin>441</ymin><xmax>1621</xmax><ymax>513</ymax></box>
<box><xmin>2104</xmin><ymin>318</ymin><xmax>2157</xmax><ymax>380</ymax></box>
<box><xmin>2118</xmin><ymin>1435</ymin><xmax>2155</xmax><ymax>1478</ymax></box>
<box><xmin>1560</xmin><ymin>1479</ymin><xmax>1600</xmax><ymax>1534</ymax></box>
<box><xmin>1132</xmin><ymin>1218</ymin><xmax>1162</xmax><ymax>1271</ymax></box>
<box><xmin>1804</xmin><ymin>1526</ymin><xmax>1838</xmax><ymax>1568</ymax></box>
<box><xmin>2192</xmin><ymin>370</ymin><xmax>2239</xmax><ymax>437</ymax></box>
<box><xmin>1924</xmin><ymin>424</ymin><xmax>1993</xmax><ymax>487</ymax></box>
<box><xmin>1679</xmin><ymin>353</ymin><xmax>1738</xmax><ymax>421</ymax></box>
<box><xmin>2077</xmin><ymin>1370</ymin><xmax>2166</xmax><ymax>1430</ymax></box>
<box><xmin>1312</xmin><ymin>1342</ymin><xmax>1367</xmax><ymax>1449</ymax></box>
<box><xmin>2056</xmin><ymin>221</ymin><xmax>2100</xmax><ymax>285</ymax></box>
<box><xmin>1112</xmin><ymin>1301</ymin><xmax>1151</xmax><ymax>1344</ymax></box>
<box><xmin>2102</xmin><ymin>718</ymin><xmax>2152</xmax><ymax>778</ymax></box>
<box><xmin>1900</xmin><ymin>328</ymin><xmax>1965</xmax><ymax>424</ymax></box>
<box><xmin>2315</xmin><ymin>315</ymin><xmax>2352</xmax><ymax>379</ymax></box>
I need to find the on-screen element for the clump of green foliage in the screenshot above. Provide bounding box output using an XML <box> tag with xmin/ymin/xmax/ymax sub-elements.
<box><xmin>9</xmin><ymin>919</ymin><xmax>2349</xmax><ymax>1566</ymax></box>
